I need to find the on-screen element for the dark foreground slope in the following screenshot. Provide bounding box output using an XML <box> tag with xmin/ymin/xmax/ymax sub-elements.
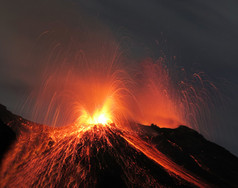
<box><xmin>0</xmin><ymin>104</ymin><xmax>238</xmax><ymax>187</ymax></box>
<box><xmin>136</xmin><ymin>124</ymin><xmax>238</xmax><ymax>187</ymax></box>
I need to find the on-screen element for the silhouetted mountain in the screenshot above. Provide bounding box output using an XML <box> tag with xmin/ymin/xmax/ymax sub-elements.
<box><xmin>0</xmin><ymin>104</ymin><xmax>238</xmax><ymax>187</ymax></box>
<box><xmin>0</xmin><ymin>120</ymin><xmax>16</xmax><ymax>162</ymax></box>
<box><xmin>137</xmin><ymin>124</ymin><xmax>238</xmax><ymax>187</ymax></box>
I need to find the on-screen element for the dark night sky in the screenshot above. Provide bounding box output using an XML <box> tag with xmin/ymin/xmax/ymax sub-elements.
<box><xmin>0</xmin><ymin>0</ymin><xmax>238</xmax><ymax>155</ymax></box>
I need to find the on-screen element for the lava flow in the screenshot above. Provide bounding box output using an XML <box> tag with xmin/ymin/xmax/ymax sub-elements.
<box><xmin>0</xmin><ymin>109</ymin><xmax>208</xmax><ymax>187</ymax></box>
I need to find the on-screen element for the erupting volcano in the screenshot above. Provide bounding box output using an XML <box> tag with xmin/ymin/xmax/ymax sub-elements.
<box><xmin>1</xmin><ymin>35</ymin><xmax>238</xmax><ymax>186</ymax></box>
<box><xmin>1</xmin><ymin>3</ymin><xmax>238</xmax><ymax>186</ymax></box>
<box><xmin>1</xmin><ymin>40</ymin><xmax>238</xmax><ymax>187</ymax></box>
<box><xmin>1</xmin><ymin>104</ymin><xmax>238</xmax><ymax>187</ymax></box>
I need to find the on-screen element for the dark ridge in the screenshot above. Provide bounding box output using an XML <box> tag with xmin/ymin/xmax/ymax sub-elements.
<box><xmin>138</xmin><ymin>124</ymin><xmax>238</xmax><ymax>187</ymax></box>
<box><xmin>0</xmin><ymin>104</ymin><xmax>17</xmax><ymax>123</ymax></box>
<box><xmin>0</xmin><ymin>120</ymin><xmax>16</xmax><ymax>163</ymax></box>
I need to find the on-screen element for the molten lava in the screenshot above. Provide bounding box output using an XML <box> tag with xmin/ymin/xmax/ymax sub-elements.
<box><xmin>0</xmin><ymin>116</ymin><xmax>207</xmax><ymax>188</ymax></box>
<box><xmin>2</xmin><ymin>106</ymin><xmax>238</xmax><ymax>187</ymax></box>
<box><xmin>77</xmin><ymin>102</ymin><xmax>113</xmax><ymax>126</ymax></box>
<box><xmin>0</xmin><ymin>6</ymin><xmax>225</xmax><ymax>186</ymax></box>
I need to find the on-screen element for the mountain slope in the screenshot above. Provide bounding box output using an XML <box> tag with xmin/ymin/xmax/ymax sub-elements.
<box><xmin>0</xmin><ymin>105</ymin><xmax>238</xmax><ymax>187</ymax></box>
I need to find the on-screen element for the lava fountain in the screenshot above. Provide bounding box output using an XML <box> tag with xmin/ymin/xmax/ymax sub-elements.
<box><xmin>20</xmin><ymin>31</ymin><xmax>137</xmax><ymax>130</ymax></box>
<box><xmin>0</xmin><ymin>2</ymin><xmax>226</xmax><ymax>187</ymax></box>
<box><xmin>19</xmin><ymin>36</ymin><xmax>216</xmax><ymax>134</ymax></box>
<box><xmin>14</xmin><ymin>8</ymin><xmax>217</xmax><ymax>132</ymax></box>
<box><xmin>1</xmin><ymin>33</ymin><xmax>218</xmax><ymax>188</ymax></box>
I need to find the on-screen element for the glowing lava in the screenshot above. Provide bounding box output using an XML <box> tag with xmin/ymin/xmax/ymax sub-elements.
<box><xmin>77</xmin><ymin>104</ymin><xmax>113</xmax><ymax>126</ymax></box>
<box><xmin>0</xmin><ymin>116</ymin><xmax>207</xmax><ymax>188</ymax></box>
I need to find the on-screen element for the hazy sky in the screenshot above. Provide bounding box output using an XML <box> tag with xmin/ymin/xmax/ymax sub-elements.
<box><xmin>0</xmin><ymin>0</ymin><xmax>238</xmax><ymax>155</ymax></box>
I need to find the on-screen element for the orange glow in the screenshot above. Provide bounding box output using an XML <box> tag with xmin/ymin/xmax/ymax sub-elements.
<box><xmin>20</xmin><ymin>27</ymin><xmax>188</xmax><ymax>130</ymax></box>
<box><xmin>77</xmin><ymin>98</ymin><xmax>113</xmax><ymax>126</ymax></box>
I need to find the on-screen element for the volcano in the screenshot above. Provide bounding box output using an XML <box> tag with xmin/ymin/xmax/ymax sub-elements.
<box><xmin>0</xmin><ymin>104</ymin><xmax>238</xmax><ymax>187</ymax></box>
